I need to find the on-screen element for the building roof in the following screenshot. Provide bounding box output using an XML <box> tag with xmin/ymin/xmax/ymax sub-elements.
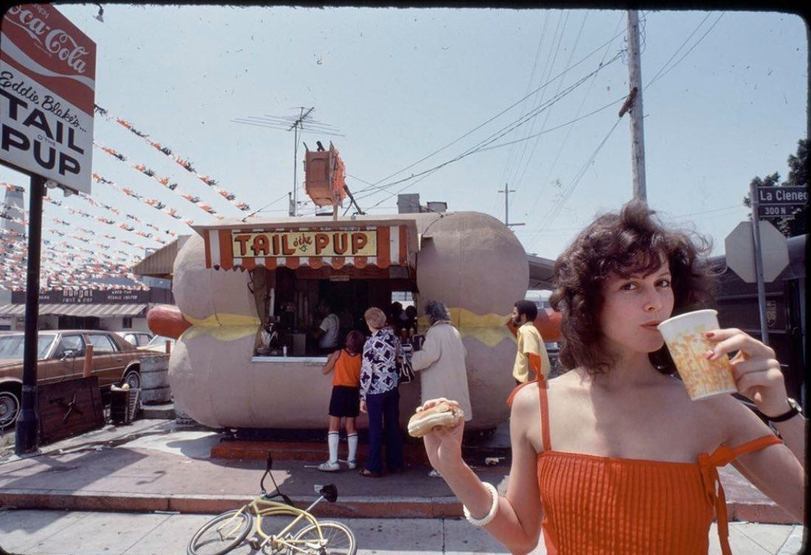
<box><xmin>0</xmin><ymin>303</ymin><xmax>147</xmax><ymax>317</ymax></box>
<box><xmin>131</xmin><ymin>236</ymin><xmax>190</xmax><ymax>278</ymax></box>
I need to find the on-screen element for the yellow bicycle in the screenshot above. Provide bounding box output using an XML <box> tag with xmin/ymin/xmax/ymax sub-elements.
<box><xmin>187</xmin><ymin>452</ymin><xmax>356</xmax><ymax>555</ymax></box>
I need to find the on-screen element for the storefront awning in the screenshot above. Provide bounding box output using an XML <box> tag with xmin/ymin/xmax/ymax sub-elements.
<box><xmin>0</xmin><ymin>303</ymin><xmax>148</xmax><ymax>317</ymax></box>
<box><xmin>195</xmin><ymin>219</ymin><xmax>418</xmax><ymax>271</ymax></box>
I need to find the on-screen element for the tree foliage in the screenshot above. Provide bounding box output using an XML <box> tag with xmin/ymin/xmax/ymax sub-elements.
<box><xmin>743</xmin><ymin>139</ymin><xmax>808</xmax><ymax>237</ymax></box>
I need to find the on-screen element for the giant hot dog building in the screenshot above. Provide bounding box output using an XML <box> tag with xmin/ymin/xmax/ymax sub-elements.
<box><xmin>156</xmin><ymin>149</ymin><xmax>559</xmax><ymax>430</ymax></box>
<box><xmin>156</xmin><ymin>208</ymin><xmax>559</xmax><ymax>431</ymax></box>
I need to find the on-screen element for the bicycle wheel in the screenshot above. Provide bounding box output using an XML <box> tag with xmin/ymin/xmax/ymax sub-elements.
<box><xmin>287</xmin><ymin>520</ymin><xmax>357</xmax><ymax>555</ymax></box>
<box><xmin>187</xmin><ymin>509</ymin><xmax>253</xmax><ymax>555</ymax></box>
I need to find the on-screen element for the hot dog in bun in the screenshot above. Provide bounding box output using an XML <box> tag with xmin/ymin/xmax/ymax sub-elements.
<box><xmin>407</xmin><ymin>401</ymin><xmax>465</xmax><ymax>438</ymax></box>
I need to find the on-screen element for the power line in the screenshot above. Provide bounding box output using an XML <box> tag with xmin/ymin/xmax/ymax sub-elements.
<box><xmin>645</xmin><ymin>13</ymin><xmax>724</xmax><ymax>89</ymax></box>
<box><xmin>511</xmin><ymin>10</ymin><xmax>588</xmax><ymax>193</ymax></box>
<box><xmin>524</xmin><ymin>117</ymin><xmax>623</xmax><ymax>248</ymax></box>
<box><xmin>350</xmin><ymin>27</ymin><xmax>629</xmax><ymax>196</ymax></box>
<box><xmin>354</xmin><ymin>52</ymin><xmax>624</xmax><ymax>204</ymax></box>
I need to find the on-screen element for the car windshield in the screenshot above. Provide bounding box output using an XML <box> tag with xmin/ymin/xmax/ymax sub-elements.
<box><xmin>146</xmin><ymin>335</ymin><xmax>172</xmax><ymax>347</ymax></box>
<box><xmin>0</xmin><ymin>334</ymin><xmax>55</xmax><ymax>360</ymax></box>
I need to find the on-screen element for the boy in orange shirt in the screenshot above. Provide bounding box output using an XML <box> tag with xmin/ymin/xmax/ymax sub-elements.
<box><xmin>318</xmin><ymin>330</ymin><xmax>364</xmax><ymax>471</ymax></box>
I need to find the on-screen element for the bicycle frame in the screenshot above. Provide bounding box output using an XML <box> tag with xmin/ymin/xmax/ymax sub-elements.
<box><xmin>215</xmin><ymin>493</ymin><xmax>328</xmax><ymax>554</ymax></box>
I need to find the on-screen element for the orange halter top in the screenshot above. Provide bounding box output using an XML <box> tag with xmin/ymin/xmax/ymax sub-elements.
<box><xmin>508</xmin><ymin>379</ymin><xmax>781</xmax><ymax>555</ymax></box>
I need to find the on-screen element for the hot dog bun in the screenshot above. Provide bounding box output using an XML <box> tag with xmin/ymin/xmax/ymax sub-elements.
<box><xmin>407</xmin><ymin>401</ymin><xmax>464</xmax><ymax>438</ymax></box>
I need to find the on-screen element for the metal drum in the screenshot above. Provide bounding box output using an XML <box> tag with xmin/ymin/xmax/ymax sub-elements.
<box><xmin>140</xmin><ymin>355</ymin><xmax>171</xmax><ymax>405</ymax></box>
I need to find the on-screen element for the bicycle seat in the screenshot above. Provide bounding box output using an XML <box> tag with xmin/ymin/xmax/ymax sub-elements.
<box><xmin>319</xmin><ymin>483</ymin><xmax>338</xmax><ymax>503</ymax></box>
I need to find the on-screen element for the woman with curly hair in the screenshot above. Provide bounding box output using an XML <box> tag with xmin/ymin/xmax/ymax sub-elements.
<box><xmin>419</xmin><ymin>200</ymin><xmax>804</xmax><ymax>554</ymax></box>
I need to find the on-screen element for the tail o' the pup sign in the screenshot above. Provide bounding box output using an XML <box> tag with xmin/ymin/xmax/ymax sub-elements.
<box><xmin>0</xmin><ymin>4</ymin><xmax>96</xmax><ymax>194</ymax></box>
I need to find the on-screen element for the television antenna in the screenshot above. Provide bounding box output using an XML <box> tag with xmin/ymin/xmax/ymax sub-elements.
<box><xmin>233</xmin><ymin>107</ymin><xmax>343</xmax><ymax>216</ymax></box>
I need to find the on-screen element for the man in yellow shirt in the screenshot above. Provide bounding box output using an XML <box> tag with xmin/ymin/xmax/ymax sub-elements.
<box><xmin>511</xmin><ymin>300</ymin><xmax>551</xmax><ymax>384</ymax></box>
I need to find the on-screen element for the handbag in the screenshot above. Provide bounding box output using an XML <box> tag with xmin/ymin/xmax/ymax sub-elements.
<box><xmin>396</xmin><ymin>343</ymin><xmax>416</xmax><ymax>384</ymax></box>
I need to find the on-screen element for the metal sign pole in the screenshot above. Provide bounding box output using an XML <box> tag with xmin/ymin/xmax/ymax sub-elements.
<box><xmin>749</xmin><ymin>182</ymin><xmax>770</xmax><ymax>345</ymax></box>
<box><xmin>15</xmin><ymin>175</ymin><xmax>45</xmax><ymax>454</ymax></box>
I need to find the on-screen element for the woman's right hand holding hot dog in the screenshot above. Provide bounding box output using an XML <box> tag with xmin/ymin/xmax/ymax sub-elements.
<box><xmin>419</xmin><ymin>397</ymin><xmax>465</xmax><ymax>473</ymax></box>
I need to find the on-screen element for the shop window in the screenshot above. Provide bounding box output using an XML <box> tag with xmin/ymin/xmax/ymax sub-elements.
<box><xmin>252</xmin><ymin>264</ymin><xmax>416</xmax><ymax>359</ymax></box>
<box><xmin>122</xmin><ymin>317</ymin><xmax>133</xmax><ymax>329</ymax></box>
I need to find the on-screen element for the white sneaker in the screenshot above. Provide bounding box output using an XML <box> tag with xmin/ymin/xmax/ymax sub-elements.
<box><xmin>347</xmin><ymin>460</ymin><xmax>357</xmax><ymax>470</ymax></box>
<box><xmin>428</xmin><ymin>469</ymin><xmax>442</xmax><ymax>478</ymax></box>
<box><xmin>318</xmin><ymin>461</ymin><xmax>340</xmax><ymax>472</ymax></box>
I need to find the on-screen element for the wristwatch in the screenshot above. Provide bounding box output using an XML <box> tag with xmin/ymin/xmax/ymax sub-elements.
<box><xmin>766</xmin><ymin>398</ymin><xmax>803</xmax><ymax>423</ymax></box>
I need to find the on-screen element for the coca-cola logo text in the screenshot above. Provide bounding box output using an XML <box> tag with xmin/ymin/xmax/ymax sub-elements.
<box><xmin>5</xmin><ymin>5</ymin><xmax>89</xmax><ymax>75</ymax></box>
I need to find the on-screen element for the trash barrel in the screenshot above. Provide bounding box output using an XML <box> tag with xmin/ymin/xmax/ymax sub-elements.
<box><xmin>140</xmin><ymin>355</ymin><xmax>171</xmax><ymax>405</ymax></box>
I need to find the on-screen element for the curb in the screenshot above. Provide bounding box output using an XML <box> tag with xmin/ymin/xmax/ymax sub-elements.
<box><xmin>0</xmin><ymin>489</ymin><xmax>462</xmax><ymax>518</ymax></box>
<box><xmin>0</xmin><ymin>490</ymin><xmax>798</xmax><ymax>524</ymax></box>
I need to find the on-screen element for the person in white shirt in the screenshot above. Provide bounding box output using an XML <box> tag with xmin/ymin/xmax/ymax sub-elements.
<box><xmin>314</xmin><ymin>301</ymin><xmax>340</xmax><ymax>354</ymax></box>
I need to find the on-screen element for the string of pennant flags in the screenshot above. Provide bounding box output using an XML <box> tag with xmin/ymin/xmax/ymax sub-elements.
<box><xmin>43</xmin><ymin>196</ymin><xmax>172</xmax><ymax>244</ymax></box>
<box><xmin>3</xmin><ymin>179</ymin><xmax>179</xmax><ymax>240</ymax></box>
<box><xmin>91</xmin><ymin>172</ymin><xmax>194</xmax><ymax>227</ymax></box>
<box><xmin>1</xmin><ymin>194</ymin><xmax>169</xmax><ymax>248</ymax></box>
<box><xmin>94</xmin><ymin>104</ymin><xmax>250</xmax><ymax>213</ymax></box>
<box><xmin>94</xmin><ymin>141</ymin><xmax>224</xmax><ymax>220</ymax></box>
<box><xmin>0</xmin><ymin>214</ymin><xmax>155</xmax><ymax>260</ymax></box>
<box><xmin>0</xmin><ymin>230</ymin><xmax>147</xmax><ymax>290</ymax></box>
<box><xmin>0</xmin><ymin>105</ymin><xmax>263</xmax><ymax>291</ymax></box>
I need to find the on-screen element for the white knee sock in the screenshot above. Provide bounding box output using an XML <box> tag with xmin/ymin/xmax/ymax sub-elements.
<box><xmin>327</xmin><ymin>432</ymin><xmax>339</xmax><ymax>464</ymax></box>
<box><xmin>347</xmin><ymin>433</ymin><xmax>358</xmax><ymax>463</ymax></box>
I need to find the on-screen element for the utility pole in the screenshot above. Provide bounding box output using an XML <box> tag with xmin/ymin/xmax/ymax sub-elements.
<box><xmin>289</xmin><ymin>107</ymin><xmax>314</xmax><ymax>217</ymax></box>
<box><xmin>626</xmin><ymin>10</ymin><xmax>647</xmax><ymax>201</ymax></box>
<box><xmin>498</xmin><ymin>185</ymin><xmax>524</xmax><ymax>228</ymax></box>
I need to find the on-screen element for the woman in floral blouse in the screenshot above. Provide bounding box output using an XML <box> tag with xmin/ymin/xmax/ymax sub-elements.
<box><xmin>359</xmin><ymin>306</ymin><xmax>404</xmax><ymax>477</ymax></box>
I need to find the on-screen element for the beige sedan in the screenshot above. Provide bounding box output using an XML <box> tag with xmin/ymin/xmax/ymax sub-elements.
<box><xmin>0</xmin><ymin>330</ymin><xmax>143</xmax><ymax>429</ymax></box>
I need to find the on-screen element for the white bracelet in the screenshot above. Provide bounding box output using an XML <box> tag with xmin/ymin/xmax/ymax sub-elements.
<box><xmin>463</xmin><ymin>481</ymin><xmax>499</xmax><ymax>527</ymax></box>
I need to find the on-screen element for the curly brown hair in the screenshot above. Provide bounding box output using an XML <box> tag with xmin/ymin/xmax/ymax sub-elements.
<box><xmin>549</xmin><ymin>200</ymin><xmax>716</xmax><ymax>375</ymax></box>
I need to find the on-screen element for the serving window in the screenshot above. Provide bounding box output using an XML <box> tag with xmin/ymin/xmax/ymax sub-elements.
<box><xmin>250</xmin><ymin>264</ymin><xmax>416</xmax><ymax>358</ymax></box>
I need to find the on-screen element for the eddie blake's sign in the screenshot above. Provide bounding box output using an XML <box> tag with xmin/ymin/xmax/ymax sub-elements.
<box><xmin>0</xmin><ymin>4</ymin><xmax>96</xmax><ymax>194</ymax></box>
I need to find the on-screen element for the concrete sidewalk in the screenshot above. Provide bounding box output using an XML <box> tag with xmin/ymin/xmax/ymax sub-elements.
<box><xmin>0</xmin><ymin>418</ymin><xmax>798</xmax><ymax>523</ymax></box>
<box><xmin>0</xmin><ymin>417</ymin><xmax>804</xmax><ymax>555</ymax></box>
<box><xmin>0</xmin><ymin>510</ymin><xmax>804</xmax><ymax>554</ymax></box>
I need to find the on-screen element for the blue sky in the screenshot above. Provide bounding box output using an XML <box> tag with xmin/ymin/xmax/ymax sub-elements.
<box><xmin>1</xmin><ymin>6</ymin><xmax>806</xmax><ymax>276</ymax></box>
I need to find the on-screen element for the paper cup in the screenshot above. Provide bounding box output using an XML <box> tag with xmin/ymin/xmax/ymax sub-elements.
<box><xmin>657</xmin><ymin>309</ymin><xmax>737</xmax><ymax>400</ymax></box>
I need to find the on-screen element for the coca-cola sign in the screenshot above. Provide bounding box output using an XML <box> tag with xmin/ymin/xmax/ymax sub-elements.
<box><xmin>0</xmin><ymin>4</ymin><xmax>96</xmax><ymax>194</ymax></box>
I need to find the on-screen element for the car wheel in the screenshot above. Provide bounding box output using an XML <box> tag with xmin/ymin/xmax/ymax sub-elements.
<box><xmin>123</xmin><ymin>369</ymin><xmax>141</xmax><ymax>390</ymax></box>
<box><xmin>0</xmin><ymin>389</ymin><xmax>21</xmax><ymax>429</ymax></box>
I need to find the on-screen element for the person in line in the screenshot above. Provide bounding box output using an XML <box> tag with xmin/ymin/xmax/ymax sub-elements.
<box><xmin>403</xmin><ymin>305</ymin><xmax>418</xmax><ymax>334</ymax></box>
<box><xmin>318</xmin><ymin>330</ymin><xmax>365</xmax><ymax>472</ymax></box>
<box><xmin>313</xmin><ymin>300</ymin><xmax>340</xmax><ymax>354</ymax></box>
<box><xmin>419</xmin><ymin>200</ymin><xmax>804</xmax><ymax>555</ymax></box>
<box><xmin>410</xmin><ymin>301</ymin><xmax>472</xmax><ymax>478</ymax></box>
<box><xmin>387</xmin><ymin>301</ymin><xmax>407</xmax><ymax>334</ymax></box>
<box><xmin>510</xmin><ymin>300</ymin><xmax>551</xmax><ymax>385</ymax></box>
<box><xmin>359</xmin><ymin>306</ymin><xmax>404</xmax><ymax>477</ymax></box>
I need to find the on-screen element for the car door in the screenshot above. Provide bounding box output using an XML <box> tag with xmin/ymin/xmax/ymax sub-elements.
<box><xmin>43</xmin><ymin>334</ymin><xmax>85</xmax><ymax>384</ymax></box>
<box><xmin>86</xmin><ymin>332</ymin><xmax>124</xmax><ymax>386</ymax></box>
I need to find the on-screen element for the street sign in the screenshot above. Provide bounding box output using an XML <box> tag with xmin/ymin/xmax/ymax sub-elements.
<box><xmin>725</xmin><ymin>220</ymin><xmax>788</xmax><ymax>283</ymax></box>
<box><xmin>0</xmin><ymin>4</ymin><xmax>96</xmax><ymax>194</ymax></box>
<box><xmin>757</xmin><ymin>204</ymin><xmax>802</xmax><ymax>219</ymax></box>
<box><xmin>756</xmin><ymin>185</ymin><xmax>808</xmax><ymax>206</ymax></box>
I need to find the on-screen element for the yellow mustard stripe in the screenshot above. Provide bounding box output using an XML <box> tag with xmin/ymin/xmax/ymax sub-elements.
<box><xmin>417</xmin><ymin>308</ymin><xmax>516</xmax><ymax>348</ymax></box>
<box><xmin>180</xmin><ymin>313</ymin><xmax>261</xmax><ymax>342</ymax></box>
<box><xmin>180</xmin><ymin>308</ymin><xmax>514</xmax><ymax>346</ymax></box>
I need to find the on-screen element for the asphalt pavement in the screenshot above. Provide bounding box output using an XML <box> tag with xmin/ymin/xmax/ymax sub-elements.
<box><xmin>0</xmin><ymin>510</ymin><xmax>804</xmax><ymax>554</ymax></box>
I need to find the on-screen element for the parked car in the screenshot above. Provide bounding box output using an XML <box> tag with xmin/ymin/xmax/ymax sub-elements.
<box><xmin>138</xmin><ymin>334</ymin><xmax>175</xmax><ymax>353</ymax></box>
<box><xmin>0</xmin><ymin>330</ymin><xmax>144</xmax><ymax>428</ymax></box>
<box><xmin>112</xmin><ymin>330</ymin><xmax>153</xmax><ymax>347</ymax></box>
